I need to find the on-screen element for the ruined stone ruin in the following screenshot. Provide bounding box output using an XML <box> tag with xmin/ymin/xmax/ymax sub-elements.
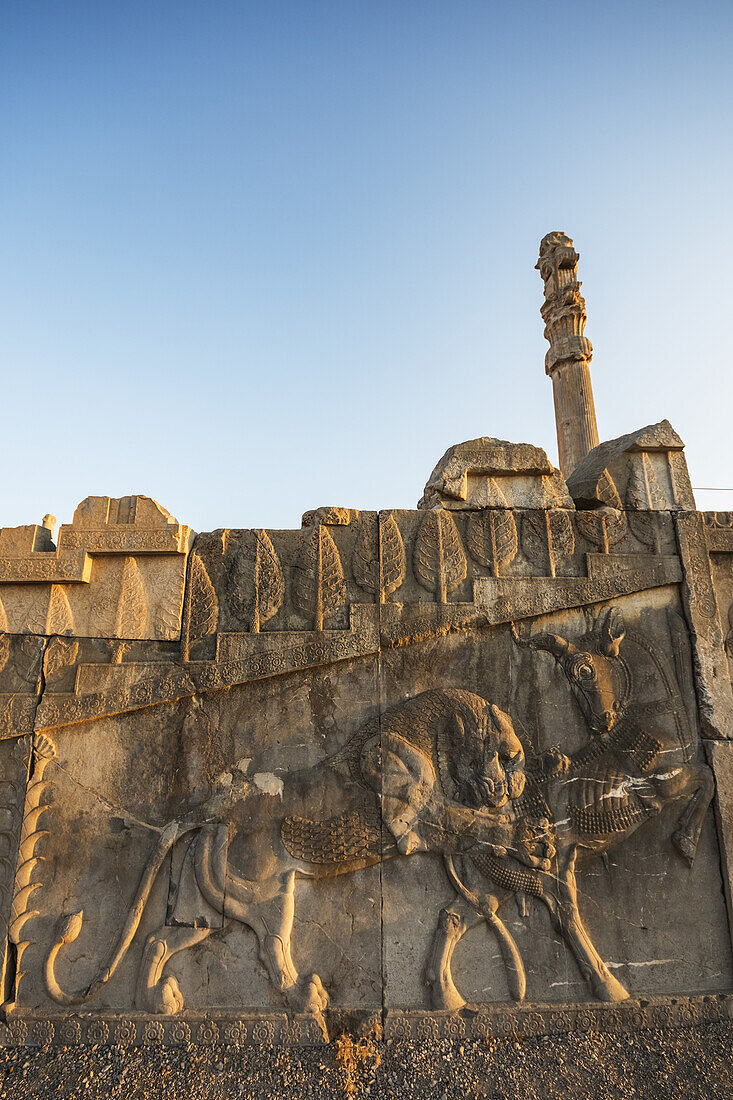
<box><xmin>1</xmin><ymin>232</ymin><xmax>732</xmax><ymax>1050</ymax></box>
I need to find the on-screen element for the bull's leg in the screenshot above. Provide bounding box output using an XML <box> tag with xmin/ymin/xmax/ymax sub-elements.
<box><xmin>669</xmin><ymin>763</ymin><xmax>715</xmax><ymax>864</ymax></box>
<box><xmin>543</xmin><ymin>845</ymin><xmax>628</xmax><ymax>1003</ymax></box>
<box><xmin>136</xmin><ymin>924</ymin><xmax>211</xmax><ymax>1014</ymax></box>
<box><xmin>425</xmin><ymin>894</ymin><xmax>482</xmax><ymax>1011</ymax></box>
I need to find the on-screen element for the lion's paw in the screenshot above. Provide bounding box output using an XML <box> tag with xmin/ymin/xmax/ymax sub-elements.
<box><xmin>148</xmin><ymin>975</ymin><xmax>184</xmax><ymax>1015</ymax></box>
<box><xmin>289</xmin><ymin>973</ymin><xmax>329</xmax><ymax>1015</ymax></box>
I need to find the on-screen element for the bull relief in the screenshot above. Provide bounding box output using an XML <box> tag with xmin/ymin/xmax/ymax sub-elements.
<box><xmin>1</xmin><ymin>234</ymin><xmax>733</xmax><ymax>1048</ymax></box>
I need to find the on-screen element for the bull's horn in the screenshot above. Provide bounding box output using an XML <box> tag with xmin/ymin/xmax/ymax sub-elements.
<box><xmin>598</xmin><ymin>607</ymin><xmax>625</xmax><ymax>657</ymax></box>
<box><xmin>510</xmin><ymin>623</ymin><xmax>576</xmax><ymax>660</ymax></box>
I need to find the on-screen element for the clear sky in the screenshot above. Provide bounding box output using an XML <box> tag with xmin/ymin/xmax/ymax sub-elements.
<box><xmin>2</xmin><ymin>1</ymin><xmax>732</xmax><ymax>533</ymax></box>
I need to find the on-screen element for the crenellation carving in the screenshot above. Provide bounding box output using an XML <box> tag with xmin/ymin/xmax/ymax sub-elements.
<box><xmin>0</xmin><ymin>496</ymin><xmax>191</xmax><ymax>641</ymax></box>
<box><xmin>568</xmin><ymin>421</ymin><xmax>696</xmax><ymax>513</ymax></box>
<box><xmin>2</xmin><ymin>236</ymin><xmax>733</xmax><ymax>1047</ymax></box>
<box><xmin>419</xmin><ymin>438</ymin><xmax>573</xmax><ymax>511</ymax></box>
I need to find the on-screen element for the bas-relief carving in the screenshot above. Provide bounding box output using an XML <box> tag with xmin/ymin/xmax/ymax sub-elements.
<box><xmin>8</xmin><ymin>601</ymin><xmax>722</xmax><ymax>1034</ymax></box>
<box><xmin>0</xmin><ymin>460</ymin><xmax>731</xmax><ymax>1042</ymax></box>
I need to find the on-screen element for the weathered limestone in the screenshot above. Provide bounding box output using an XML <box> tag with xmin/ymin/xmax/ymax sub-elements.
<box><xmin>0</xmin><ymin>496</ymin><xmax>192</xmax><ymax>641</ymax></box>
<box><xmin>0</xmin><ymin>444</ymin><xmax>729</xmax><ymax>1048</ymax></box>
<box><xmin>567</xmin><ymin>420</ymin><xmax>696</xmax><ymax>512</ymax></box>
<box><xmin>704</xmin><ymin>740</ymin><xmax>733</xmax><ymax>948</ymax></box>
<box><xmin>418</xmin><ymin>438</ymin><xmax>573</xmax><ymax>511</ymax></box>
<box><xmin>537</xmin><ymin>232</ymin><xmax>600</xmax><ymax>477</ymax></box>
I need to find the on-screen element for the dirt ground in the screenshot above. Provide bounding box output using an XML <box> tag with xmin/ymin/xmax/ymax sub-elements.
<box><xmin>0</xmin><ymin>1019</ymin><xmax>731</xmax><ymax>1100</ymax></box>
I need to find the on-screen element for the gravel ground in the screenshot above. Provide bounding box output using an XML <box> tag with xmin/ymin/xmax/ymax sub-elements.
<box><xmin>0</xmin><ymin>1021</ymin><xmax>731</xmax><ymax>1100</ymax></box>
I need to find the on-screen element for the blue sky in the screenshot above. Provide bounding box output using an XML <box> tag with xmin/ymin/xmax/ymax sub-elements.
<box><xmin>2</xmin><ymin>1</ymin><xmax>731</xmax><ymax>532</ymax></box>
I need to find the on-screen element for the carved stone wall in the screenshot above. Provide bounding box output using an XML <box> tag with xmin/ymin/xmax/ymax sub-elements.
<box><xmin>1</xmin><ymin>430</ymin><xmax>733</xmax><ymax>1047</ymax></box>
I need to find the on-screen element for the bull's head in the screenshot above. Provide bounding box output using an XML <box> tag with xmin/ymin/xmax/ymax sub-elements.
<box><xmin>446</xmin><ymin>702</ymin><xmax>526</xmax><ymax>809</ymax></box>
<box><xmin>512</xmin><ymin>608</ymin><xmax>629</xmax><ymax>733</ymax></box>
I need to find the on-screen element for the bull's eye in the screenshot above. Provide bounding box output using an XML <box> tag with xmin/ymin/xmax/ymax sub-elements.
<box><xmin>572</xmin><ymin>657</ymin><xmax>594</xmax><ymax>681</ymax></box>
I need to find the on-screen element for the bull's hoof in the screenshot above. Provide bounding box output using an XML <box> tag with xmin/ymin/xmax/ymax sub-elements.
<box><xmin>428</xmin><ymin>983</ymin><xmax>466</xmax><ymax>1012</ymax></box>
<box><xmin>672</xmin><ymin>829</ymin><xmax>696</xmax><ymax>866</ymax></box>
<box><xmin>425</xmin><ymin>965</ymin><xmax>466</xmax><ymax>1012</ymax></box>
<box><xmin>147</xmin><ymin>975</ymin><xmax>184</xmax><ymax>1015</ymax></box>
<box><xmin>591</xmin><ymin>972</ymin><xmax>629</xmax><ymax>1003</ymax></box>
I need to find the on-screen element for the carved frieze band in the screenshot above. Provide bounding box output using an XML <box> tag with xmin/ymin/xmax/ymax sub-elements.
<box><xmin>1</xmin><ymin>996</ymin><xmax>729</xmax><ymax>1048</ymax></box>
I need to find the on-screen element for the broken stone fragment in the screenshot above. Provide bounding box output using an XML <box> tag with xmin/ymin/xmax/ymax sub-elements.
<box><xmin>567</xmin><ymin>420</ymin><xmax>695</xmax><ymax>512</ymax></box>
<box><xmin>418</xmin><ymin>437</ymin><xmax>573</xmax><ymax>510</ymax></box>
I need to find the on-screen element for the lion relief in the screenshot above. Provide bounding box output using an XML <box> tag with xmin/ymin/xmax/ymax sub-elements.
<box><xmin>44</xmin><ymin>688</ymin><xmax>527</xmax><ymax>1019</ymax></box>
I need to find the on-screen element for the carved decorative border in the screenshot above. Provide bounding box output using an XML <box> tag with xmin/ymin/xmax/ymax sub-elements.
<box><xmin>0</xmin><ymin>1011</ymin><xmax>331</xmax><ymax>1048</ymax></box>
<box><xmin>1</xmin><ymin>997</ymin><xmax>729</xmax><ymax>1048</ymax></box>
<box><xmin>384</xmin><ymin>995</ymin><xmax>733</xmax><ymax>1041</ymax></box>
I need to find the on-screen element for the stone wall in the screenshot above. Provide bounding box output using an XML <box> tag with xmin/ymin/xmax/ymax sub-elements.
<box><xmin>1</xmin><ymin>424</ymin><xmax>732</xmax><ymax>1048</ymax></box>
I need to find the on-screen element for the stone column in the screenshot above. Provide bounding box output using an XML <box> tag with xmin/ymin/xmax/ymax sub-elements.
<box><xmin>536</xmin><ymin>232</ymin><xmax>600</xmax><ymax>477</ymax></box>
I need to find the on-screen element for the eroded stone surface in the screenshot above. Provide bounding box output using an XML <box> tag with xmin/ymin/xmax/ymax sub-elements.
<box><xmin>418</xmin><ymin>439</ymin><xmax>573</xmax><ymax>511</ymax></box>
<box><xmin>0</xmin><ymin>495</ymin><xmax>191</xmax><ymax>641</ymax></box>
<box><xmin>567</xmin><ymin>421</ymin><xmax>696</xmax><ymax>513</ymax></box>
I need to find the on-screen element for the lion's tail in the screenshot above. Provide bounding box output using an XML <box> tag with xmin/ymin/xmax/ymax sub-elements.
<box><xmin>45</xmin><ymin>821</ymin><xmax>193</xmax><ymax>1006</ymax></box>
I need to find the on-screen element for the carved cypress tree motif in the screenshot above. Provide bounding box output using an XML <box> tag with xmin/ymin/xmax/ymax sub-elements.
<box><xmin>522</xmin><ymin>510</ymin><xmax>574</xmax><ymax>577</ymax></box>
<box><xmin>597</xmin><ymin>469</ymin><xmax>623</xmax><ymax>509</ymax></box>
<box><xmin>183</xmin><ymin>553</ymin><xmax>219</xmax><ymax>658</ymax></box>
<box><xmin>379</xmin><ymin>512</ymin><xmax>406</xmax><ymax>600</ymax></box>
<box><xmin>575</xmin><ymin>507</ymin><xmax>627</xmax><ymax>554</ymax></box>
<box><xmin>9</xmin><ymin>734</ymin><xmax>56</xmax><ymax>1002</ymax></box>
<box><xmin>114</xmin><ymin>557</ymin><xmax>147</xmax><ymax>638</ymax></box>
<box><xmin>43</xmin><ymin>637</ymin><xmax>78</xmax><ymax>682</ymax></box>
<box><xmin>294</xmin><ymin>524</ymin><xmax>346</xmax><ymax>630</ymax></box>
<box><xmin>228</xmin><ymin>530</ymin><xmax>283</xmax><ymax>632</ymax></box>
<box><xmin>352</xmin><ymin>513</ymin><xmax>405</xmax><ymax>602</ymax></box>
<box><xmin>250</xmin><ymin>530</ymin><xmax>283</xmax><ymax>633</ymax></box>
<box><xmin>153</xmin><ymin>577</ymin><xmax>185</xmax><ymax>640</ymax></box>
<box><xmin>0</xmin><ymin>594</ymin><xmax>7</xmax><ymax>633</ymax></box>
<box><xmin>351</xmin><ymin>516</ymin><xmax>379</xmax><ymax>598</ymax></box>
<box><xmin>0</xmin><ymin>633</ymin><xmax>9</xmax><ymax>674</ymax></box>
<box><xmin>626</xmin><ymin>457</ymin><xmax>665</xmax><ymax>553</ymax></box>
<box><xmin>46</xmin><ymin>585</ymin><xmax>74</xmax><ymax>635</ymax></box>
<box><xmin>413</xmin><ymin>509</ymin><xmax>466</xmax><ymax>603</ymax></box>
<box><xmin>466</xmin><ymin>509</ymin><xmax>517</xmax><ymax>577</ymax></box>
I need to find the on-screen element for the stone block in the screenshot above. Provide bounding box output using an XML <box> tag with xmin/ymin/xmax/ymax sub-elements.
<box><xmin>567</xmin><ymin>420</ymin><xmax>696</xmax><ymax>512</ymax></box>
<box><xmin>0</xmin><ymin>496</ymin><xmax>192</xmax><ymax>641</ymax></box>
<box><xmin>418</xmin><ymin>438</ymin><xmax>573</xmax><ymax>510</ymax></box>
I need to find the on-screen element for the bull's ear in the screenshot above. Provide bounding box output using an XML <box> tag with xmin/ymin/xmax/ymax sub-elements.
<box><xmin>599</xmin><ymin>607</ymin><xmax>625</xmax><ymax>656</ymax></box>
